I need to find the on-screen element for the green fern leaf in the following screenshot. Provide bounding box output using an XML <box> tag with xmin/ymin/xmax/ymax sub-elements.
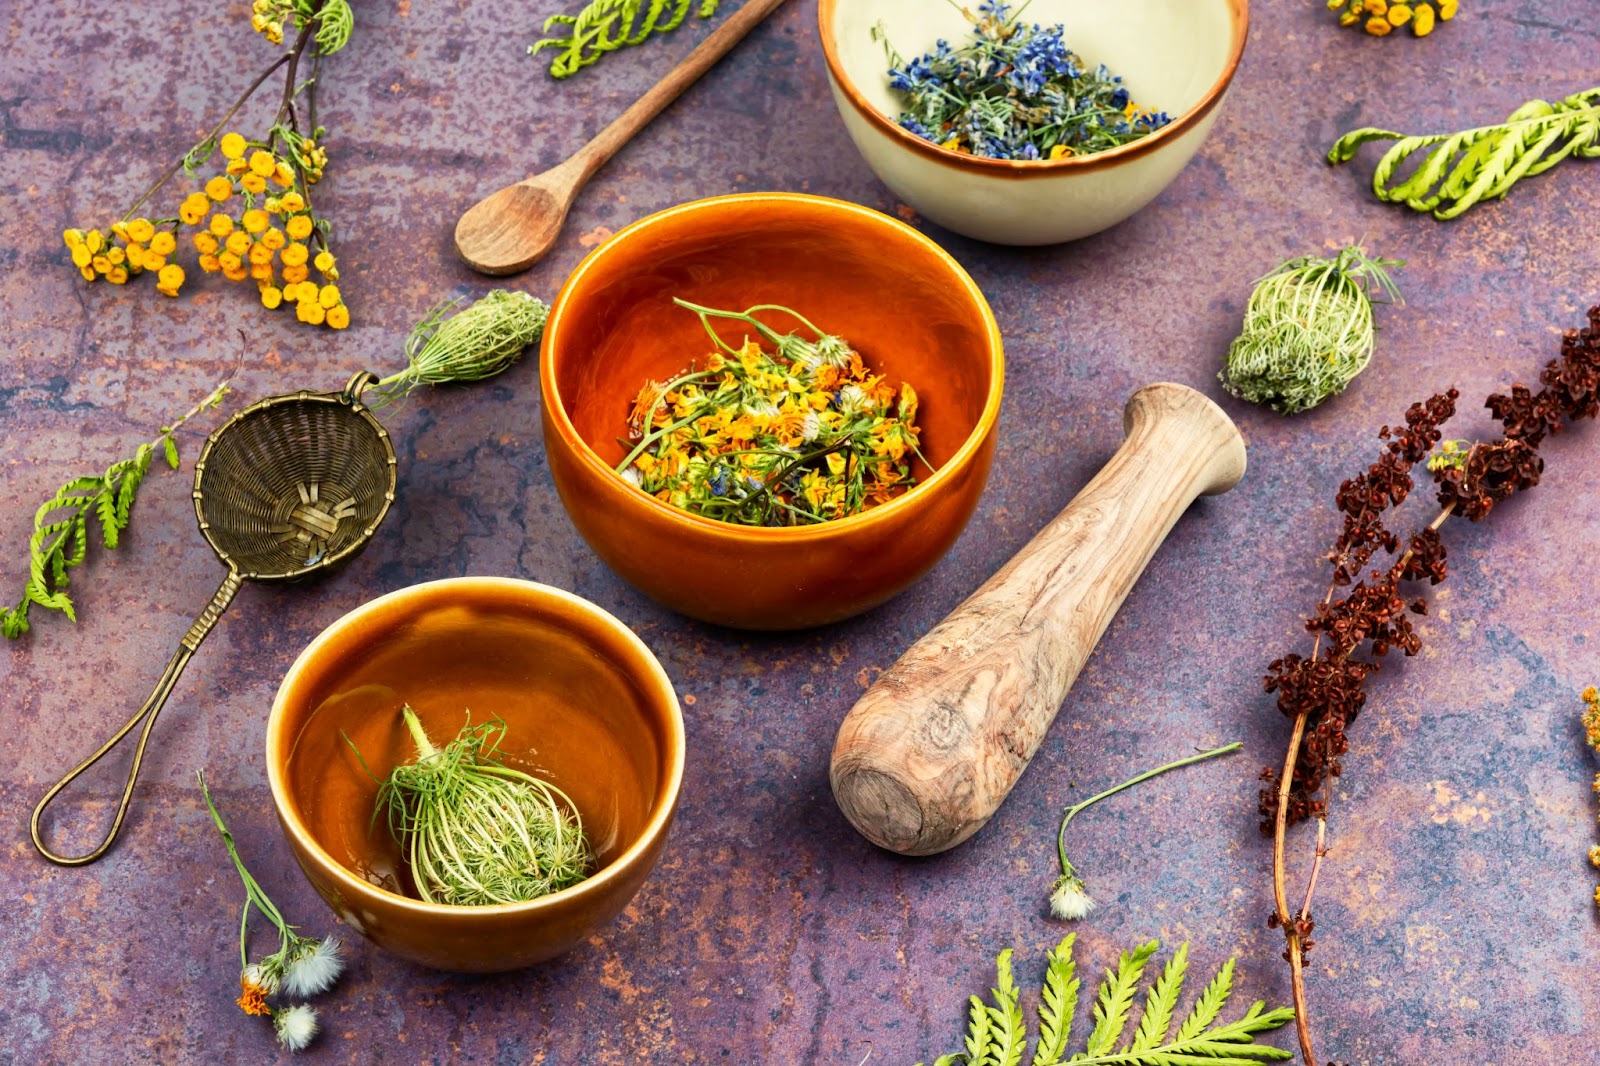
<box><xmin>530</xmin><ymin>0</ymin><xmax>722</xmax><ymax>79</ymax></box>
<box><xmin>1079</xmin><ymin>939</ymin><xmax>1159</xmax><ymax>1056</ymax></box>
<box><xmin>4</xmin><ymin>382</ymin><xmax>226</xmax><ymax>638</ymax></box>
<box><xmin>985</xmin><ymin>948</ymin><xmax>1027</xmax><ymax>1066</ymax></box>
<box><xmin>1031</xmin><ymin>935</ymin><xmax>1079</xmax><ymax>1066</ymax></box>
<box><xmin>1174</xmin><ymin>956</ymin><xmax>1233</xmax><ymax>1042</ymax></box>
<box><xmin>921</xmin><ymin>941</ymin><xmax>1292</xmax><ymax>1066</ymax></box>
<box><xmin>1329</xmin><ymin>86</ymin><xmax>1600</xmax><ymax>219</ymax></box>
<box><xmin>1129</xmin><ymin>941</ymin><xmax>1187</xmax><ymax>1052</ymax></box>
<box><xmin>966</xmin><ymin>993</ymin><xmax>995</xmax><ymax>1063</ymax></box>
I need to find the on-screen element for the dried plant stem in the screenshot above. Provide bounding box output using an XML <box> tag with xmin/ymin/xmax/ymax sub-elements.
<box><xmin>1270</xmin><ymin>500</ymin><xmax>1456</xmax><ymax>1065</ymax></box>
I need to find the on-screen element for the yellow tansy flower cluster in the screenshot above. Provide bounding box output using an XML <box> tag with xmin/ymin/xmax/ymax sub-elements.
<box><xmin>65</xmin><ymin>130</ymin><xmax>348</xmax><ymax>329</ymax></box>
<box><xmin>617</xmin><ymin>303</ymin><xmax>929</xmax><ymax>527</ymax></box>
<box><xmin>1584</xmin><ymin>687</ymin><xmax>1600</xmax><ymax>909</ymax></box>
<box><xmin>250</xmin><ymin>0</ymin><xmax>288</xmax><ymax>45</ymax></box>
<box><xmin>1329</xmin><ymin>0</ymin><xmax>1457</xmax><ymax>36</ymax></box>
<box><xmin>63</xmin><ymin>220</ymin><xmax>184</xmax><ymax>295</ymax></box>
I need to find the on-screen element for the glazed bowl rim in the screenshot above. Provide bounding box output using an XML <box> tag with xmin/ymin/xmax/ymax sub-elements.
<box><xmin>816</xmin><ymin>0</ymin><xmax>1250</xmax><ymax>178</ymax></box>
<box><xmin>265</xmin><ymin>575</ymin><xmax>687</xmax><ymax>918</ymax></box>
<box><xmin>539</xmin><ymin>191</ymin><xmax>1005</xmax><ymax>543</ymax></box>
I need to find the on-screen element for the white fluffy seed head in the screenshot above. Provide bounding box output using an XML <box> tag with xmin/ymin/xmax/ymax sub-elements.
<box><xmin>1049</xmin><ymin>875</ymin><xmax>1097</xmax><ymax>922</ymax></box>
<box><xmin>281</xmin><ymin>937</ymin><xmax>343</xmax><ymax>998</ymax></box>
<box><xmin>273</xmin><ymin>1004</ymin><xmax>319</xmax><ymax>1052</ymax></box>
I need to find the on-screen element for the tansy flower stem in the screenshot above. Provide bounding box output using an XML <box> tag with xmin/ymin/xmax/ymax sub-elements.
<box><xmin>1055</xmin><ymin>742</ymin><xmax>1243</xmax><ymax>878</ymax></box>
<box><xmin>121</xmin><ymin>54</ymin><xmax>293</xmax><ymax>223</ymax></box>
<box><xmin>615</xmin><ymin>401</ymin><xmax>715</xmax><ymax>473</ymax></box>
<box><xmin>198</xmin><ymin>771</ymin><xmax>296</xmax><ymax>965</ymax></box>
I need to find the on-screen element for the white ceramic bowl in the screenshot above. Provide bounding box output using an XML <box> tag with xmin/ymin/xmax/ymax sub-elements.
<box><xmin>819</xmin><ymin>0</ymin><xmax>1248</xmax><ymax>245</ymax></box>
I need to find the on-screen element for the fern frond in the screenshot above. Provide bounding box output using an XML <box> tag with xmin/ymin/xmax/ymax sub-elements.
<box><xmin>966</xmin><ymin>993</ymin><xmax>995</xmax><ymax>1063</ymax></box>
<box><xmin>3</xmin><ymin>381</ymin><xmax>228</xmax><ymax>639</ymax></box>
<box><xmin>1129</xmin><ymin>942</ymin><xmax>1187</xmax><ymax>1052</ymax></box>
<box><xmin>529</xmin><ymin>0</ymin><xmax>722</xmax><ymax>79</ymax></box>
<box><xmin>923</xmin><ymin>941</ymin><xmax>1292</xmax><ymax>1066</ymax></box>
<box><xmin>986</xmin><ymin>948</ymin><xmax>1027</xmax><ymax>1066</ymax></box>
<box><xmin>1031</xmin><ymin>935</ymin><xmax>1079</xmax><ymax>1066</ymax></box>
<box><xmin>1174</xmin><ymin>956</ymin><xmax>1233</xmax><ymax>1042</ymax></box>
<box><xmin>1329</xmin><ymin>87</ymin><xmax>1600</xmax><ymax>219</ymax></box>
<box><xmin>1081</xmin><ymin>940</ymin><xmax>1159</xmax><ymax>1056</ymax></box>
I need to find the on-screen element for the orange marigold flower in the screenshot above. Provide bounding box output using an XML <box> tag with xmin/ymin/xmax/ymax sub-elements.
<box><xmin>237</xmin><ymin>977</ymin><xmax>271</xmax><ymax>1017</ymax></box>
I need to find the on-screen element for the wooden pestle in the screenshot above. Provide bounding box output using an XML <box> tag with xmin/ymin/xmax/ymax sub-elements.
<box><xmin>830</xmin><ymin>383</ymin><xmax>1247</xmax><ymax>855</ymax></box>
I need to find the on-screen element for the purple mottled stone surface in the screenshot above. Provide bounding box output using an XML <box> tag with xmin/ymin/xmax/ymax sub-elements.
<box><xmin>2</xmin><ymin>2</ymin><xmax>1598</xmax><ymax>1063</ymax></box>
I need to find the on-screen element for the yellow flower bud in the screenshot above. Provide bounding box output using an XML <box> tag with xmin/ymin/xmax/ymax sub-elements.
<box><xmin>194</xmin><ymin>232</ymin><xmax>220</xmax><ymax>255</ymax></box>
<box><xmin>241</xmin><ymin>173</ymin><xmax>267</xmax><ymax>195</ymax></box>
<box><xmin>261</xmin><ymin>228</ymin><xmax>286</xmax><ymax>251</ymax></box>
<box><xmin>158</xmin><ymin>264</ymin><xmax>185</xmax><ymax>291</ymax></box>
<box><xmin>261</xmin><ymin>286</ymin><xmax>284</xmax><ymax>309</ymax></box>
<box><xmin>1414</xmin><ymin>2</ymin><xmax>1436</xmax><ymax>32</ymax></box>
<box><xmin>280</xmin><ymin>192</ymin><xmax>306</xmax><ymax>213</ymax></box>
<box><xmin>209</xmin><ymin>214</ymin><xmax>235</xmax><ymax>238</ymax></box>
<box><xmin>1388</xmin><ymin>3</ymin><xmax>1412</xmax><ymax>24</ymax></box>
<box><xmin>282</xmin><ymin>263</ymin><xmax>309</xmax><ymax>284</ymax></box>
<box><xmin>286</xmin><ymin>215</ymin><xmax>314</xmax><ymax>241</ymax></box>
<box><xmin>199</xmin><ymin>253</ymin><xmax>222</xmax><ymax>274</ymax></box>
<box><xmin>326</xmin><ymin>304</ymin><xmax>350</xmax><ymax>330</ymax></box>
<box><xmin>313</xmin><ymin>250</ymin><xmax>336</xmax><ymax>273</ymax></box>
<box><xmin>220</xmin><ymin>132</ymin><xmax>247</xmax><ymax>159</ymax></box>
<box><xmin>107</xmin><ymin>266</ymin><xmax>129</xmax><ymax>285</ymax></box>
<box><xmin>71</xmin><ymin>245</ymin><xmax>92</xmax><ymax>268</ymax></box>
<box><xmin>1365</xmin><ymin>14</ymin><xmax>1392</xmax><ymax>33</ymax></box>
<box><xmin>317</xmin><ymin>284</ymin><xmax>341</xmax><ymax>309</ymax></box>
<box><xmin>205</xmin><ymin>175</ymin><xmax>234</xmax><ymax>202</ymax></box>
<box><xmin>280</xmin><ymin>242</ymin><xmax>309</xmax><ymax>268</ymax></box>
<box><xmin>85</xmin><ymin>230</ymin><xmax>103</xmax><ymax>253</ymax></box>
<box><xmin>249</xmin><ymin>150</ymin><xmax>277</xmax><ymax>177</ymax></box>
<box><xmin>63</xmin><ymin>228</ymin><xmax>85</xmax><ymax>248</ymax></box>
<box><xmin>126</xmin><ymin>217</ymin><xmax>156</xmax><ymax>243</ymax></box>
<box><xmin>149</xmin><ymin>231</ymin><xmax>177</xmax><ymax>256</ymax></box>
<box><xmin>225</xmin><ymin>230</ymin><xmax>252</xmax><ymax>257</ymax></box>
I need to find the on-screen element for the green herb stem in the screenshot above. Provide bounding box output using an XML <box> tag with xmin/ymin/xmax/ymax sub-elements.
<box><xmin>1056</xmin><ymin>742</ymin><xmax>1242</xmax><ymax>879</ymax></box>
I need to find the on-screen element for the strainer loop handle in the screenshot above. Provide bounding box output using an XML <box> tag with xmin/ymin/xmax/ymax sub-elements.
<box><xmin>31</xmin><ymin>569</ymin><xmax>245</xmax><ymax>866</ymax></box>
<box><xmin>342</xmin><ymin>370</ymin><xmax>378</xmax><ymax>404</ymax></box>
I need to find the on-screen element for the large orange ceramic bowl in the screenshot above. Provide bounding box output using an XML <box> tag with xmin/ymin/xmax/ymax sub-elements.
<box><xmin>820</xmin><ymin>0</ymin><xmax>1248</xmax><ymax>244</ymax></box>
<box><xmin>266</xmin><ymin>577</ymin><xmax>685</xmax><ymax>972</ymax></box>
<box><xmin>539</xmin><ymin>193</ymin><xmax>1004</xmax><ymax>630</ymax></box>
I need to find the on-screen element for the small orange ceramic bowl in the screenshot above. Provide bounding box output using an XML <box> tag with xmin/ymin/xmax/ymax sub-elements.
<box><xmin>539</xmin><ymin>192</ymin><xmax>1004</xmax><ymax>630</ymax></box>
<box><xmin>265</xmin><ymin>577</ymin><xmax>685</xmax><ymax>972</ymax></box>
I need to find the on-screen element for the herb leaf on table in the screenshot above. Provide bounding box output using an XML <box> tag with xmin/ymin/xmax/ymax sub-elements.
<box><xmin>1328</xmin><ymin>87</ymin><xmax>1600</xmax><ymax>219</ymax></box>
<box><xmin>917</xmin><ymin>937</ymin><xmax>1294</xmax><ymax>1066</ymax></box>
<box><xmin>1</xmin><ymin>381</ymin><xmax>229</xmax><ymax>639</ymax></box>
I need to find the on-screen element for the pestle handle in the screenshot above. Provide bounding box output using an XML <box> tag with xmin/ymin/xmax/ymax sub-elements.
<box><xmin>830</xmin><ymin>383</ymin><xmax>1247</xmax><ymax>856</ymax></box>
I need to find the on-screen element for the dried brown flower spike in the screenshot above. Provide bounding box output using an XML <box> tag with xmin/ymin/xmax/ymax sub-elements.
<box><xmin>1261</xmin><ymin>303</ymin><xmax>1600</xmax><ymax>1065</ymax></box>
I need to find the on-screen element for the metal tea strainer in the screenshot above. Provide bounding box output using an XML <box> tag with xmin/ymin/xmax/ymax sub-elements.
<box><xmin>30</xmin><ymin>371</ymin><xmax>397</xmax><ymax>866</ymax></box>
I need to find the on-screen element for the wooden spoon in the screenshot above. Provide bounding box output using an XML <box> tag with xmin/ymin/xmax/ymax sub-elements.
<box><xmin>830</xmin><ymin>383</ymin><xmax>1248</xmax><ymax>856</ymax></box>
<box><xmin>456</xmin><ymin>0</ymin><xmax>790</xmax><ymax>276</ymax></box>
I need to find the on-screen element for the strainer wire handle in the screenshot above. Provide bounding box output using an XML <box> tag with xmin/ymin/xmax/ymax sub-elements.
<box><xmin>30</xmin><ymin>569</ymin><xmax>245</xmax><ymax>866</ymax></box>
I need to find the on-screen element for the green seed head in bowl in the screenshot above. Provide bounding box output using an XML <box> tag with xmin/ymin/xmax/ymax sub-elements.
<box><xmin>356</xmin><ymin>706</ymin><xmax>594</xmax><ymax>907</ymax></box>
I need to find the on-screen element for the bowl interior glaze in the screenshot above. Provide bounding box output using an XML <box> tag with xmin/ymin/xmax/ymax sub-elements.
<box><xmin>828</xmin><ymin>0</ymin><xmax>1241</xmax><ymax>170</ymax></box>
<box><xmin>546</xmin><ymin>194</ymin><xmax>998</xmax><ymax>509</ymax></box>
<box><xmin>274</xmin><ymin>579</ymin><xmax>679</xmax><ymax>907</ymax></box>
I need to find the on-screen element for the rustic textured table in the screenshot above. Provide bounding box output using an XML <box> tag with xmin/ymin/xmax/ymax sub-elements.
<box><xmin>3</xmin><ymin>2</ymin><xmax>1597</xmax><ymax>1063</ymax></box>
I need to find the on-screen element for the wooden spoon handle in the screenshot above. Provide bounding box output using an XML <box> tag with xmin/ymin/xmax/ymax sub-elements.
<box><xmin>566</xmin><ymin>0</ymin><xmax>790</xmax><ymax>181</ymax></box>
<box><xmin>830</xmin><ymin>383</ymin><xmax>1247</xmax><ymax>856</ymax></box>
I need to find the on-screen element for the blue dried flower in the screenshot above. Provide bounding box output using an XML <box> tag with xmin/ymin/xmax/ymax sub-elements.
<box><xmin>881</xmin><ymin>7</ymin><xmax>1165</xmax><ymax>161</ymax></box>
